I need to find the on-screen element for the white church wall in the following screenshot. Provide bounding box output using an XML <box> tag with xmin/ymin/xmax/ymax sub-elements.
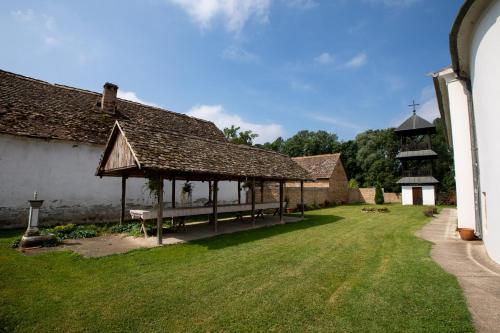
<box><xmin>470</xmin><ymin>0</ymin><xmax>500</xmax><ymax>264</ymax></box>
<box><xmin>0</xmin><ymin>134</ymin><xmax>239</xmax><ymax>227</ymax></box>
<box><xmin>445</xmin><ymin>77</ymin><xmax>476</xmax><ymax>230</ymax></box>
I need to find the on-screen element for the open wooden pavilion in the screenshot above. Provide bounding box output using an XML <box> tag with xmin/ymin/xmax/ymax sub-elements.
<box><xmin>96</xmin><ymin>121</ymin><xmax>310</xmax><ymax>244</ymax></box>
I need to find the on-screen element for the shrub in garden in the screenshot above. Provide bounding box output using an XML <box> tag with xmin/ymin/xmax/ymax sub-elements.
<box><xmin>375</xmin><ymin>184</ymin><xmax>385</xmax><ymax>205</ymax></box>
<box><xmin>423</xmin><ymin>208</ymin><xmax>435</xmax><ymax>217</ymax></box>
<box><xmin>42</xmin><ymin>224</ymin><xmax>98</xmax><ymax>240</ymax></box>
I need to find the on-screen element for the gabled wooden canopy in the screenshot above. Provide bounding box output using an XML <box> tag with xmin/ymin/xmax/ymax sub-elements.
<box><xmin>96</xmin><ymin>121</ymin><xmax>310</xmax><ymax>182</ymax></box>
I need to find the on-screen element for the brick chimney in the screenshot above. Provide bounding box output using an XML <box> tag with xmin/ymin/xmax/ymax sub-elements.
<box><xmin>101</xmin><ymin>82</ymin><xmax>118</xmax><ymax>113</ymax></box>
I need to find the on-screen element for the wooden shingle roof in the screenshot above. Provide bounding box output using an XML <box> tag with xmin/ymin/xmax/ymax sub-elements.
<box><xmin>292</xmin><ymin>154</ymin><xmax>342</xmax><ymax>180</ymax></box>
<box><xmin>97</xmin><ymin>121</ymin><xmax>310</xmax><ymax>181</ymax></box>
<box><xmin>395</xmin><ymin>112</ymin><xmax>436</xmax><ymax>134</ymax></box>
<box><xmin>0</xmin><ymin>69</ymin><xmax>226</xmax><ymax>145</ymax></box>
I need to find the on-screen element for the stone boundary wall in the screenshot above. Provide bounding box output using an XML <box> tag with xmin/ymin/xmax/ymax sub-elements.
<box><xmin>246</xmin><ymin>185</ymin><xmax>331</xmax><ymax>209</ymax></box>
<box><xmin>348</xmin><ymin>188</ymin><xmax>401</xmax><ymax>204</ymax></box>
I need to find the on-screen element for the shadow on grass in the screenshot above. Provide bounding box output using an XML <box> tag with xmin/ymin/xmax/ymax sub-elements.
<box><xmin>0</xmin><ymin>228</ymin><xmax>24</xmax><ymax>240</ymax></box>
<box><xmin>191</xmin><ymin>214</ymin><xmax>344</xmax><ymax>250</ymax></box>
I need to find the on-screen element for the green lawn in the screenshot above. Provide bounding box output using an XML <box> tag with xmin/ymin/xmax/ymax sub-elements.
<box><xmin>0</xmin><ymin>205</ymin><xmax>473</xmax><ymax>332</ymax></box>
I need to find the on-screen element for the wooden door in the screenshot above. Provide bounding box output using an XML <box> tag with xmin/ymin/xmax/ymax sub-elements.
<box><xmin>412</xmin><ymin>187</ymin><xmax>423</xmax><ymax>205</ymax></box>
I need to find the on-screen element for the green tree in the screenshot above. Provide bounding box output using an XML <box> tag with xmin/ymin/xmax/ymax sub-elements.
<box><xmin>257</xmin><ymin>137</ymin><xmax>285</xmax><ymax>152</ymax></box>
<box><xmin>340</xmin><ymin>140</ymin><xmax>361</xmax><ymax>182</ymax></box>
<box><xmin>223</xmin><ymin>125</ymin><xmax>259</xmax><ymax>146</ymax></box>
<box><xmin>282</xmin><ymin>130</ymin><xmax>340</xmax><ymax>157</ymax></box>
<box><xmin>348</xmin><ymin>179</ymin><xmax>359</xmax><ymax>189</ymax></box>
<box><xmin>375</xmin><ymin>183</ymin><xmax>384</xmax><ymax>205</ymax></box>
<box><xmin>355</xmin><ymin>129</ymin><xmax>400</xmax><ymax>192</ymax></box>
<box><xmin>431</xmin><ymin>118</ymin><xmax>456</xmax><ymax>193</ymax></box>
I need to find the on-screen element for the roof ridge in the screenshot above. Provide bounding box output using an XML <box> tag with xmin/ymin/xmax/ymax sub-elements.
<box><xmin>0</xmin><ymin>69</ymin><xmax>55</xmax><ymax>87</ymax></box>
<box><xmin>292</xmin><ymin>153</ymin><xmax>341</xmax><ymax>159</ymax></box>
<box><xmin>118</xmin><ymin>121</ymin><xmax>292</xmax><ymax>158</ymax></box>
<box><xmin>1</xmin><ymin>68</ymin><xmax>219</xmax><ymax>127</ymax></box>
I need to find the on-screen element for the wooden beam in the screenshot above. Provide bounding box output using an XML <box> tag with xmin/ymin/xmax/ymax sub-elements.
<box><xmin>171</xmin><ymin>176</ymin><xmax>176</xmax><ymax>209</ymax></box>
<box><xmin>300</xmin><ymin>180</ymin><xmax>304</xmax><ymax>219</ymax></box>
<box><xmin>213</xmin><ymin>180</ymin><xmax>218</xmax><ymax>232</ymax></box>
<box><xmin>279</xmin><ymin>180</ymin><xmax>284</xmax><ymax>223</ymax></box>
<box><xmin>251</xmin><ymin>178</ymin><xmax>256</xmax><ymax>227</ymax></box>
<box><xmin>120</xmin><ymin>176</ymin><xmax>127</xmax><ymax>225</ymax></box>
<box><xmin>260</xmin><ymin>180</ymin><xmax>264</xmax><ymax>203</ymax></box>
<box><xmin>208</xmin><ymin>180</ymin><xmax>212</xmax><ymax>203</ymax></box>
<box><xmin>157</xmin><ymin>176</ymin><xmax>164</xmax><ymax>245</ymax></box>
<box><xmin>237</xmin><ymin>180</ymin><xmax>241</xmax><ymax>204</ymax></box>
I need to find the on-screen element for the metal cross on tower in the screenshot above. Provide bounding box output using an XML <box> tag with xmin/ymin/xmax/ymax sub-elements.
<box><xmin>408</xmin><ymin>100</ymin><xmax>420</xmax><ymax>114</ymax></box>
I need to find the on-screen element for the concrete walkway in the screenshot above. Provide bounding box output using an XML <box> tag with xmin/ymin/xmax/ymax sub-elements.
<box><xmin>417</xmin><ymin>208</ymin><xmax>500</xmax><ymax>333</ymax></box>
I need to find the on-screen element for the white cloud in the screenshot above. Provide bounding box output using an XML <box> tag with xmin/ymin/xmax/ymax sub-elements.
<box><xmin>345</xmin><ymin>52</ymin><xmax>368</xmax><ymax>69</ymax></box>
<box><xmin>286</xmin><ymin>0</ymin><xmax>318</xmax><ymax>9</ymax></box>
<box><xmin>314</xmin><ymin>52</ymin><xmax>335</xmax><ymax>65</ymax></box>
<box><xmin>117</xmin><ymin>90</ymin><xmax>160</xmax><ymax>108</ymax></box>
<box><xmin>222</xmin><ymin>45</ymin><xmax>259</xmax><ymax>63</ymax></box>
<box><xmin>290</xmin><ymin>79</ymin><xmax>314</xmax><ymax>92</ymax></box>
<box><xmin>418</xmin><ymin>85</ymin><xmax>440</xmax><ymax>122</ymax></box>
<box><xmin>311</xmin><ymin>114</ymin><xmax>363</xmax><ymax>131</ymax></box>
<box><xmin>391</xmin><ymin>85</ymin><xmax>440</xmax><ymax>126</ymax></box>
<box><xmin>43</xmin><ymin>36</ymin><xmax>58</xmax><ymax>46</ymax></box>
<box><xmin>11</xmin><ymin>9</ymin><xmax>34</xmax><ymax>22</ymax></box>
<box><xmin>187</xmin><ymin>104</ymin><xmax>283</xmax><ymax>143</ymax></box>
<box><xmin>167</xmin><ymin>0</ymin><xmax>271</xmax><ymax>33</ymax></box>
<box><xmin>348</xmin><ymin>20</ymin><xmax>367</xmax><ymax>34</ymax></box>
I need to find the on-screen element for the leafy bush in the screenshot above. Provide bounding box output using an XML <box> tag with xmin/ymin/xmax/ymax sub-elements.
<box><xmin>111</xmin><ymin>222</ymin><xmax>149</xmax><ymax>238</ymax></box>
<box><xmin>42</xmin><ymin>224</ymin><xmax>98</xmax><ymax>240</ymax></box>
<box><xmin>375</xmin><ymin>184</ymin><xmax>384</xmax><ymax>205</ymax></box>
<box><xmin>423</xmin><ymin>208</ymin><xmax>435</xmax><ymax>217</ymax></box>
<box><xmin>10</xmin><ymin>237</ymin><xmax>21</xmax><ymax>248</ymax></box>
<box><xmin>348</xmin><ymin>179</ymin><xmax>359</xmax><ymax>189</ymax></box>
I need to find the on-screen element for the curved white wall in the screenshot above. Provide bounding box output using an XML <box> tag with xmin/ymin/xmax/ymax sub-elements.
<box><xmin>470</xmin><ymin>0</ymin><xmax>500</xmax><ymax>263</ymax></box>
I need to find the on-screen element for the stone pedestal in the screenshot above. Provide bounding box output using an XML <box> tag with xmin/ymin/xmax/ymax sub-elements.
<box><xmin>20</xmin><ymin>194</ymin><xmax>56</xmax><ymax>248</ymax></box>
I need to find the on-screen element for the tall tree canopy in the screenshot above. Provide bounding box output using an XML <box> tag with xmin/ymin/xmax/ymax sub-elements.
<box><xmin>223</xmin><ymin>125</ymin><xmax>258</xmax><ymax>146</ymax></box>
<box><xmin>258</xmin><ymin>130</ymin><xmax>340</xmax><ymax>157</ymax></box>
<box><xmin>236</xmin><ymin>117</ymin><xmax>455</xmax><ymax>195</ymax></box>
<box><xmin>354</xmin><ymin>129</ymin><xmax>400</xmax><ymax>192</ymax></box>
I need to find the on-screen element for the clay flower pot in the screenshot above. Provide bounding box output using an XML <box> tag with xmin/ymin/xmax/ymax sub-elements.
<box><xmin>286</xmin><ymin>208</ymin><xmax>295</xmax><ymax>214</ymax></box>
<box><xmin>458</xmin><ymin>228</ymin><xmax>476</xmax><ymax>241</ymax></box>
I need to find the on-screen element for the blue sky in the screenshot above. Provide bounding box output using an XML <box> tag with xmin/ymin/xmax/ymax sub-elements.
<box><xmin>0</xmin><ymin>0</ymin><xmax>463</xmax><ymax>143</ymax></box>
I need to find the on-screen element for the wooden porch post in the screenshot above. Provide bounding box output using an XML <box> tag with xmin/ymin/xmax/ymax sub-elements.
<box><xmin>213</xmin><ymin>180</ymin><xmax>218</xmax><ymax>232</ymax></box>
<box><xmin>251</xmin><ymin>178</ymin><xmax>256</xmax><ymax>227</ymax></box>
<box><xmin>279</xmin><ymin>180</ymin><xmax>284</xmax><ymax>223</ymax></box>
<box><xmin>120</xmin><ymin>176</ymin><xmax>127</xmax><ymax>225</ymax></box>
<box><xmin>237</xmin><ymin>180</ymin><xmax>241</xmax><ymax>204</ymax></box>
<box><xmin>171</xmin><ymin>176</ymin><xmax>176</xmax><ymax>208</ymax></box>
<box><xmin>260</xmin><ymin>180</ymin><xmax>264</xmax><ymax>203</ymax></box>
<box><xmin>209</xmin><ymin>181</ymin><xmax>212</xmax><ymax>203</ymax></box>
<box><xmin>300</xmin><ymin>180</ymin><xmax>304</xmax><ymax>219</ymax></box>
<box><xmin>157</xmin><ymin>176</ymin><xmax>164</xmax><ymax>245</ymax></box>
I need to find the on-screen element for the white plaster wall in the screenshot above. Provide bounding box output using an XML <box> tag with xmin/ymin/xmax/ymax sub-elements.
<box><xmin>470</xmin><ymin>0</ymin><xmax>500</xmax><ymax>263</ymax></box>
<box><xmin>401</xmin><ymin>186</ymin><xmax>435</xmax><ymax>205</ymax></box>
<box><xmin>422</xmin><ymin>186</ymin><xmax>435</xmax><ymax>206</ymax></box>
<box><xmin>402</xmin><ymin>186</ymin><xmax>413</xmax><ymax>205</ymax></box>
<box><xmin>0</xmin><ymin>134</ymin><xmax>240</xmax><ymax>227</ymax></box>
<box><xmin>446</xmin><ymin>78</ymin><xmax>476</xmax><ymax>229</ymax></box>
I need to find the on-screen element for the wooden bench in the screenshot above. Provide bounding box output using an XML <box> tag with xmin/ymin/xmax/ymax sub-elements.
<box><xmin>130</xmin><ymin>202</ymin><xmax>283</xmax><ymax>238</ymax></box>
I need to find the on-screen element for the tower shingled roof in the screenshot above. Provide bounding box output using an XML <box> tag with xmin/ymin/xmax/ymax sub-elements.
<box><xmin>395</xmin><ymin>112</ymin><xmax>435</xmax><ymax>133</ymax></box>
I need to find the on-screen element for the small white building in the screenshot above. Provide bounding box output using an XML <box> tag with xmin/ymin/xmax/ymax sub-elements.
<box><xmin>433</xmin><ymin>0</ymin><xmax>500</xmax><ymax>264</ymax></box>
<box><xmin>395</xmin><ymin>112</ymin><xmax>439</xmax><ymax>206</ymax></box>
<box><xmin>0</xmin><ymin>70</ymin><xmax>243</xmax><ymax>228</ymax></box>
